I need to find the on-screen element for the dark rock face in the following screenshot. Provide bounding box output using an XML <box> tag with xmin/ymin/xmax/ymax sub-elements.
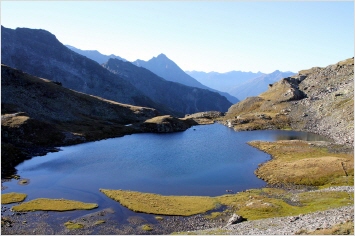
<box><xmin>103</xmin><ymin>58</ymin><xmax>233</xmax><ymax>115</ymax></box>
<box><xmin>0</xmin><ymin>26</ymin><xmax>164</xmax><ymax>113</ymax></box>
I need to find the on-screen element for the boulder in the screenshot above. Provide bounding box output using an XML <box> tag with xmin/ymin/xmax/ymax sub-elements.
<box><xmin>226</xmin><ymin>213</ymin><xmax>244</xmax><ymax>226</ymax></box>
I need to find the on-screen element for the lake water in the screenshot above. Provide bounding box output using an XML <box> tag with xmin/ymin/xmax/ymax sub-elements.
<box><xmin>2</xmin><ymin>123</ymin><xmax>330</xmax><ymax>216</ymax></box>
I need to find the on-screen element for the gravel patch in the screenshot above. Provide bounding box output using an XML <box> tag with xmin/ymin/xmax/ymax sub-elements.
<box><xmin>194</xmin><ymin>205</ymin><xmax>354</xmax><ymax>235</ymax></box>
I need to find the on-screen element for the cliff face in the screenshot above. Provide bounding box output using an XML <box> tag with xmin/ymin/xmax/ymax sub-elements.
<box><xmin>223</xmin><ymin>58</ymin><xmax>354</xmax><ymax>146</ymax></box>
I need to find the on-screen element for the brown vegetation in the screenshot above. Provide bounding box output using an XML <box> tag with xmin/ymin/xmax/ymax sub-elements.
<box><xmin>249</xmin><ymin>140</ymin><xmax>354</xmax><ymax>186</ymax></box>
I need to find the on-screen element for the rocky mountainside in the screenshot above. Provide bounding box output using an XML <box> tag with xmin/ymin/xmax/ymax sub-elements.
<box><xmin>229</xmin><ymin>70</ymin><xmax>296</xmax><ymax>100</ymax></box>
<box><xmin>222</xmin><ymin>58</ymin><xmax>354</xmax><ymax>146</ymax></box>
<box><xmin>66</xmin><ymin>45</ymin><xmax>127</xmax><ymax>64</ymax></box>
<box><xmin>1</xmin><ymin>64</ymin><xmax>197</xmax><ymax>176</ymax></box>
<box><xmin>1</xmin><ymin>26</ymin><xmax>160</xmax><ymax>111</ymax></box>
<box><xmin>102</xmin><ymin>58</ymin><xmax>232</xmax><ymax>116</ymax></box>
<box><xmin>133</xmin><ymin>54</ymin><xmax>239</xmax><ymax>104</ymax></box>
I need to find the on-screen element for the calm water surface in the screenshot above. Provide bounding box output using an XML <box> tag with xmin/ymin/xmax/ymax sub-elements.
<box><xmin>3</xmin><ymin>124</ymin><xmax>330</xmax><ymax>215</ymax></box>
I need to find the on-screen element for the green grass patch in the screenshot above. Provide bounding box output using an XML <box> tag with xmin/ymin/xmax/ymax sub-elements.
<box><xmin>94</xmin><ymin>220</ymin><xmax>105</xmax><ymax>225</ymax></box>
<box><xmin>1</xmin><ymin>192</ymin><xmax>27</xmax><ymax>204</ymax></box>
<box><xmin>11</xmin><ymin>198</ymin><xmax>98</xmax><ymax>212</ymax></box>
<box><xmin>100</xmin><ymin>189</ymin><xmax>219</xmax><ymax>216</ymax></box>
<box><xmin>141</xmin><ymin>224</ymin><xmax>153</xmax><ymax>231</ymax></box>
<box><xmin>100</xmin><ymin>187</ymin><xmax>353</xmax><ymax>221</ymax></box>
<box><xmin>248</xmin><ymin>140</ymin><xmax>354</xmax><ymax>186</ymax></box>
<box><xmin>218</xmin><ymin>189</ymin><xmax>353</xmax><ymax>221</ymax></box>
<box><xmin>64</xmin><ymin>221</ymin><xmax>84</xmax><ymax>230</ymax></box>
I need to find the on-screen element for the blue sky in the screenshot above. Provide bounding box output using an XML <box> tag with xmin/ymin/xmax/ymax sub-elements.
<box><xmin>1</xmin><ymin>1</ymin><xmax>354</xmax><ymax>73</ymax></box>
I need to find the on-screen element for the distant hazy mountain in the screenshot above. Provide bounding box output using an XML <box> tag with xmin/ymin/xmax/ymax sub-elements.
<box><xmin>186</xmin><ymin>70</ymin><xmax>295</xmax><ymax>101</ymax></box>
<box><xmin>1</xmin><ymin>26</ymin><xmax>167</xmax><ymax>113</ymax></box>
<box><xmin>66</xmin><ymin>45</ymin><xmax>127</xmax><ymax>64</ymax></box>
<box><xmin>186</xmin><ymin>70</ymin><xmax>265</xmax><ymax>93</ymax></box>
<box><xmin>229</xmin><ymin>70</ymin><xmax>296</xmax><ymax>100</ymax></box>
<box><xmin>133</xmin><ymin>54</ymin><xmax>239</xmax><ymax>104</ymax></box>
<box><xmin>102</xmin><ymin>58</ymin><xmax>233</xmax><ymax>115</ymax></box>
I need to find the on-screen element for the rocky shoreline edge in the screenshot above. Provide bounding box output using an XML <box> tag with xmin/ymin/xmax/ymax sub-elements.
<box><xmin>1</xmin><ymin>186</ymin><xmax>353</xmax><ymax>235</ymax></box>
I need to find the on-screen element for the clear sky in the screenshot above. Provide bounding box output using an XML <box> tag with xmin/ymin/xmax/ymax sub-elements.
<box><xmin>1</xmin><ymin>1</ymin><xmax>354</xmax><ymax>73</ymax></box>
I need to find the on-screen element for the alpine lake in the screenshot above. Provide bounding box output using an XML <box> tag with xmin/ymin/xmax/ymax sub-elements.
<box><xmin>2</xmin><ymin>123</ymin><xmax>331</xmax><ymax>231</ymax></box>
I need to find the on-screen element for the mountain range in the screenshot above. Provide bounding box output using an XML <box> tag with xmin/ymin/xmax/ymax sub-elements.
<box><xmin>66</xmin><ymin>45</ymin><xmax>127</xmax><ymax>64</ymax></box>
<box><xmin>132</xmin><ymin>54</ymin><xmax>239</xmax><ymax>104</ymax></box>
<box><xmin>186</xmin><ymin>70</ymin><xmax>295</xmax><ymax>100</ymax></box>
<box><xmin>228</xmin><ymin>70</ymin><xmax>296</xmax><ymax>100</ymax></box>
<box><xmin>102</xmin><ymin>58</ymin><xmax>232</xmax><ymax>115</ymax></box>
<box><xmin>65</xmin><ymin>47</ymin><xmax>239</xmax><ymax>104</ymax></box>
<box><xmin>1</xmin><ymin>26</ymin><xmax>232</xmax><ymax>117</ymax></box>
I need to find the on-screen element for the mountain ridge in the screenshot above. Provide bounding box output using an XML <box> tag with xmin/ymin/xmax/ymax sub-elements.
<box><xmin>102</xmin><ymin>58</ymin><xmax>233</xmax><ymax>115</ymax></box>
<box><xmin>186</xmin><ymin>70</ymin><xmax>295</xmax><ymax>100</ymax></box>
<box><xmin>132</xmin><ymin>54</ymin><xmax>239</xmax><ymax>104</ymax></box>
<box><xmin>1</xmin><ymin>26</ymin><xmax>232</xmax><ymax>116</ymax></box>
<box><xmin>66</xmin><ymin>45</ymin><xmax>127</xmax><ymax>64</ymax></box>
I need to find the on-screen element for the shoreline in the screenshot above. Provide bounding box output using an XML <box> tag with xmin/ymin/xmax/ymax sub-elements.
<box><xmin>1</xmin><ymin>124</ymin><xmax>353</xmax><ymax>234</ymax></box>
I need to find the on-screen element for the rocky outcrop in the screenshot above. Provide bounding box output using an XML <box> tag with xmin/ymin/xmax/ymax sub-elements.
<box><xmin>222</xmin><ymin>58</ymin><xmax>354</xmax><ymax>146</ymax></box>
<box><xmin>226</xmin><ymin>214</ymin><xmax>245</xmax><ymax>226</ymax></box>
<box><xmin>140</xmin><ymin>115</ymin><xmax>197</xmax><ymax>133</ymax></box>
<box><xmin>184</xmin><ymin>111</ymin><xmax>224</xmax><ymax>124</ymax></box>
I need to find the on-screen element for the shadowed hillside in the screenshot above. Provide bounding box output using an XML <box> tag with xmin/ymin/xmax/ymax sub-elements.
<box><xmin>1</xmin><ymin>65</ymin><xmax>196</xmax><ymax>176</ymax></box>
<box><xmin>1</xmin><ymin>26</ymin><xmax>161</xmax><ymax>111</ymax></box>
<box><xmin>133</xmin><ymin>54</ymin><xmax>239</xmax><ymax>104</ymax></box>
<box><xmin>103</xmin><ymin>58</ymin><xmax>233</xmax><ymax>115</ymax></box>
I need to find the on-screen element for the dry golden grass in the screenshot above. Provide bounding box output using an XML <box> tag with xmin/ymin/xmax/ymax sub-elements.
<box><xmin>11</xmin><ymin>198</ymin><xmax>98</xmax><ymax>212</ymax></box>
<box><xmin>1</xmin><ymin>192</ymin><xmax>27</xmax><ymax>204</ymax></box>
<box><xmin>100</xmin><ymin>188</ymin><xmax>353</xmax><ymax>220</ymax></box>
<box><xmin>144</xmin><ymin>115</ymin><xmax>173</xmax><ymax>123</ymax></box>
<box><xmin>100</xmin><ymin>189</ymin><xmax>218</xmax><ymax>216</ymax></box>
<box><xmin>1</xmin><ymin>115</ymin><xmax>30</xmax><ymax>128</ymax></box>
<box><xmin>64</xmin><ymin>221</ymin><xmax>84</xmax><ymax>229</ymax></box>
<box><xmin>249</xmin><ymin>140</ymin><xmax>354</xmax><ymax>186</ymax></box>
